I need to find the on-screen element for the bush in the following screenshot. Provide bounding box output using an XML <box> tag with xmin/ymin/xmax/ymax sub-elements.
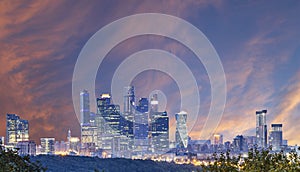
<box><xmin>0</xmin><ymin>146</ymin><xmax>46</xmax><ymax>172</ymax></box>
<box><xmin>201</xmin><ymin>147</ymin><xmax>300</xmax><ymax>172</ymax></box>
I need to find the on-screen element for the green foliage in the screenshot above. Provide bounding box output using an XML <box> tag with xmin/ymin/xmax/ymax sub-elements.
<box><xmin>201</xmin><ymin>148</ymin><xmax>300</xmax><ymax>172</ymax></box>
<box><xmin>0</xmin><ymin>146</ymin><xmax>46</xmax><ymax>172</ymax></box>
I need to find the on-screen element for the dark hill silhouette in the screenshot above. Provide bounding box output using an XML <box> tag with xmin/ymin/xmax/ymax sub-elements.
<box><xmin>31</xmin><ymin>155</ymin><xmax>201</xmax><ymax>172</ymax></box>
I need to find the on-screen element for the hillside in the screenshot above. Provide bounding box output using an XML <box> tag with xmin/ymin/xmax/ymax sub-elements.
<box><xmin>31</xmin><ymin>155</ymin><xmax>201</xmax><ymax>172</ymax></box>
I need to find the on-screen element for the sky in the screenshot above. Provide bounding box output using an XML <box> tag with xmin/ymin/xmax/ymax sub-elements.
<box><xmin>0</xmin><ymin>0</ymin><xmax>300</xmax><ymax>145</ymax></box>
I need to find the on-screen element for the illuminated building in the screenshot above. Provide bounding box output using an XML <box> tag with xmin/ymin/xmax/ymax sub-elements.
<box><xmin>81</xmin><ymin>123</ymin><xmax>97</xmax><ymax>149</ymax></box>
<box><xmin>133</xmin><ymin>98</ymin><xmax>149</xmax><ymax>154</ymax></box>
<box><xmin>150</xmin><ymin>94</ymin><xmax>158</xmax><ymax>113</ymax></box>
<box><xmin>16</xmin><ymin>141</ymin><xmax>36</xmax><ymax>156</ymax></box>
<box><xmin>6</xmin><ymin>114</ymin><xmax>29</xmax><ymax>145</ymax></box>
<box><xmin>175</xmin><ymin>111</ymin><xmax>188</xmax><ymax>149</ymax></box>
<box><xmin>269</xmin><ymin>124</ymin><xmax>283</xmax><ymax>151</ymax></box>
<box><xmin>54</xmin><ymin>141</ymin><xmax>67</xmax><ymax>153</ymax></box>
<box><xmin>151</xmin><ymin>111</ymin><xmax>169</xmax><ymax>153</ymax></box>
<box><xmin>256</xmin><ymin>110</ymin><xmax>268</xmax><ymax>148</ymax></box>
<box><xmin>148</xmin><ymin>94</ymin><xmax>170</xmax><ymax>154</ymax></box>
<box><xmin>69</xmin><ymin>137</ymin><xmax>80</xmax><ymax>153</ymax></box>
<box><xmin>213</xmin><ymin>133</ymin><xmax>223</xmax><ymax>145</ymax></box>
<box><xmin>122</xmin><ymin>86</ymin><xmax>135</xmax><ymax>139</ymax></box>
<box><xmin>80</xmin><ymin>90</ymin><xmax>90</xmax><ymax>124</ymax></box>
<box><xmin>123</xmin><ymin>86</ymin><xmax>135</xmax><ymax>114</ymax></box>
<box><xmin>40</xmin><ymin>138</ymin><xmax>55</xmax><ymax>155</ymax></box>
<box><xmin>96</xmin><ymin>93</ymin><xmax>124</xmax><ymax>155</ymax></box>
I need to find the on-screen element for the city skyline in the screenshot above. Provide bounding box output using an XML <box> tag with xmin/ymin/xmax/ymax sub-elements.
<box><xmin>1</xmin><ymin>88</ymin><xmax>290</xmax><ymax>147</ymax></box>
<box><xmin>1</xmin><ymin>104</ymin><xmax>290</xmax><ymax>158</ymax></box>
<box><xmin>0</xmin><ymin>1</ymin><xmax>300</xmax><ymax>145</ymax></box>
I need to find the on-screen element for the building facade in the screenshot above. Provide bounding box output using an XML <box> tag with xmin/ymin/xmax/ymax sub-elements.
<box><xmin>151</xmin><ymin>111</ymin><xmax>169</xmax><ymax>154</ymax></box>
<box><xmin>16</xmin><ymin>141</ymin><xmax>36</xmax><ymax>156</ymax></box>
<box><xmin>80</xmin><ymin>90</ymin><xmax>90</xmax><ymax>124</ymax></box>
<box><xmin>6</xmin><ymin>114</ymin><xmax>29</xmax><ymax>145</ymax></box>
<box><xmin>175</xmin><ymin>111</ymin><xmax>188</xmax><ymax>149</ymax></box>
<box><xmin>133</xmin><ymin>98</ymin><xmax>149</xmax><ymax>155</ymax></box>
<box><xmin>213</xmin><ymin>133</ymin><xmax>223</xmax><ymax>145</ymax></box>
<box><xmin>40</xmin><ymin>138</ymin><xmax>55</xmax><ymax>155</ymax></box>
<box><xmin>96</xmin><ymin>93</ymin><xmax>126</xmax><ymax>156</ymax></box>
<box><xmin>269</xmin><ymin>124</ymin><xmax>283</xmax><ymax>151</ymax></box>
<box><xmin>122</xmin><ymin>86</ymin><xmax>135</xmax><ymax>139</ymax></box>
<box><xmin>256</xmin><ymin>110</ymin><xmax>268</xmax><ymax>148</ymax></box>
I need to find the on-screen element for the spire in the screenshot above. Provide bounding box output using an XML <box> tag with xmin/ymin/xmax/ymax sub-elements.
<box><xmin>68</xmin><ymin>129</ymin><xmax>71</xmax><ymax>142</ymax></box>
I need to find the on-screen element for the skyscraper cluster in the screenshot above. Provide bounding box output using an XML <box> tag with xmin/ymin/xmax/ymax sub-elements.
<box><xmin>2</xmin><ymin>97</ymin><xmax>291</xmax><ymax>160</ymax></box>
<box><xmin>80</xmin><ymin>86</ymin><xmax>177</xmax><ymax>158</ymax></box>
<box><xmin>256</xmin><ymin>110</ymin><xmax>284</xmax><ymax>151</ymax></box>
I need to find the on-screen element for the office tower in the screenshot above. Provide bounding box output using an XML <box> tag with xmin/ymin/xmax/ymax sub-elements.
<box><xmin>256</xmin><ymin>110</ymin><xmax>268</xmax><ymax>148</ymax></box>
<box><xmin>81</xmin><ymin>123</ymin><xmax>97</xmax><ymax>149</ymax></box>
<box><xmin>213</xmin><ymin>133</ymin><xmax>223</xmax><ymax>145</ymax></box>
<box><xmin>150</xmin><ymin>94</ymin><xmax>158</xmax><ymax>113</ymax></box>
<box><xmin>123</xmin><ymin>86</ymin><xmax>135</xmax><ymax>113</ymax></box>
<box><xmin>123</xmin><ymin>86</ymin><xmax>135</xmax><ymax>139</ymax></box>
<box><xmin>269</xmin><ymin>124</ymin><xmax>283</xmax><ymax>151</ymax></box>
<box><xmin>233</xmin><ymin>135</ymin><xmax>247</xmax><ymax>152</ymax></box>
<box><xmin>133</xmin><ymin>98</ymin><xmax>149</xmax><ymax>154</ymax></box>
<box><xmin>80</xmin><ymin>90</ymin><xmax>90</xmax><ymax>124</ymax></box>
<box><xmin>175</xmin><ymin>111</ymin><xmax>188</xmax><ymax>149</ymax></box>
<box><xmin>151</xmin><ymin>111</ymin><xmax>169</xmax><ymax>153</ymax></box>
<box><xmin>6</xmin><ymin>114</ymin><xmax>29</xmax><ymax>145</ymax></box>
<box><xmin>40</xmin><ymin>138</ymin><xmax>55</xmax><ymax>155</ymax></box>
<box><xmin>148</xmin><ymin>94</ymin><xmax>158</xmax><ymax>151</ymax></box>
<box><xmin>96</xmin><ymin>93</ymin><xmax>123</xmax><ymax>155</ymax></box>
<box><xmin>16</xmin><ymin>141</ymin><xmax>36</xmax><ymax>156</ymax></box>
<box><xmin>69</xmin><ymin>137</ymin><xmax>80</xmax><ymax>153</ymax></box>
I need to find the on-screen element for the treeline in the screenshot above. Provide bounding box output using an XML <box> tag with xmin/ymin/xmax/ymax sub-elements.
<box><xmin>201</xmin><ymin>147</ymin><xmax>300</xmax><ymax>171</ymax></box>
<box><xmin>31</xmin><ymin>155</ymin><xmax>201</xmax><ymax>172</ymax></box>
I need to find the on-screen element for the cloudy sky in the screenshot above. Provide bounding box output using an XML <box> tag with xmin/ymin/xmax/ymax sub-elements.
<box><xmin>0</xmin><ymin>0</ymin><xmax>300</xmax><ymax>145</ymax></box>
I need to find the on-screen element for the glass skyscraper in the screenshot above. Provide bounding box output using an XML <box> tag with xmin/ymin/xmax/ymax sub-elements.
<box><xmin>133</xmin><ymin>98</ymin><xmax>149</xmax><ymax>155</ymax></box>
<box><xmin>122</xmin><ymin>86</ymin><xmax>135</xmax><ymax>139</ymax></box>
<box><xmin>6</xmin><ymin>114</ymin><xmax>29</xmax><ymax>145</ymax></box>
<box><xmin>256</xmin><ymin>110</ymin><xmax>268</xmax><ymax>149</ymax></box>
<box><xmin>134</xmin><ymin>98</ymin><xmax>149</xmax><ymax>140</ymax></box>
<box><xmin>80</xmin><ymin>90</ymin><xmax>90</xmax><ymax>124</ymax></box>
<box><xmin>175</xmin><ymin>111</ymin><xmax>188</xmax><ymax>149</ymax></box>
<box><xmin>151</xmin><ymin>111</ymin><xmax>169</xmax><ymax>153</ymax></box>
<box><xmin>269</xmin><ymin>124</ymin><xmax>283</xmax><ymax>151</ymax></box>
<box><xmin>96</xmin><ymin>94</ymin><xmax>125</xmax><ymax>156</ymax></box>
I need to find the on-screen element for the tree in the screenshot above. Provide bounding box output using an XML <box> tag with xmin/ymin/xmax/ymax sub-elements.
<box><xmin>201</xmin><ymin>147</ymin><xmax>300</xmax><ymax>171</ymax></box>
<box><xmin>0</xmin><ymin>145</ymin><xmax>47</xmax><ymax>172</ymax></box>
